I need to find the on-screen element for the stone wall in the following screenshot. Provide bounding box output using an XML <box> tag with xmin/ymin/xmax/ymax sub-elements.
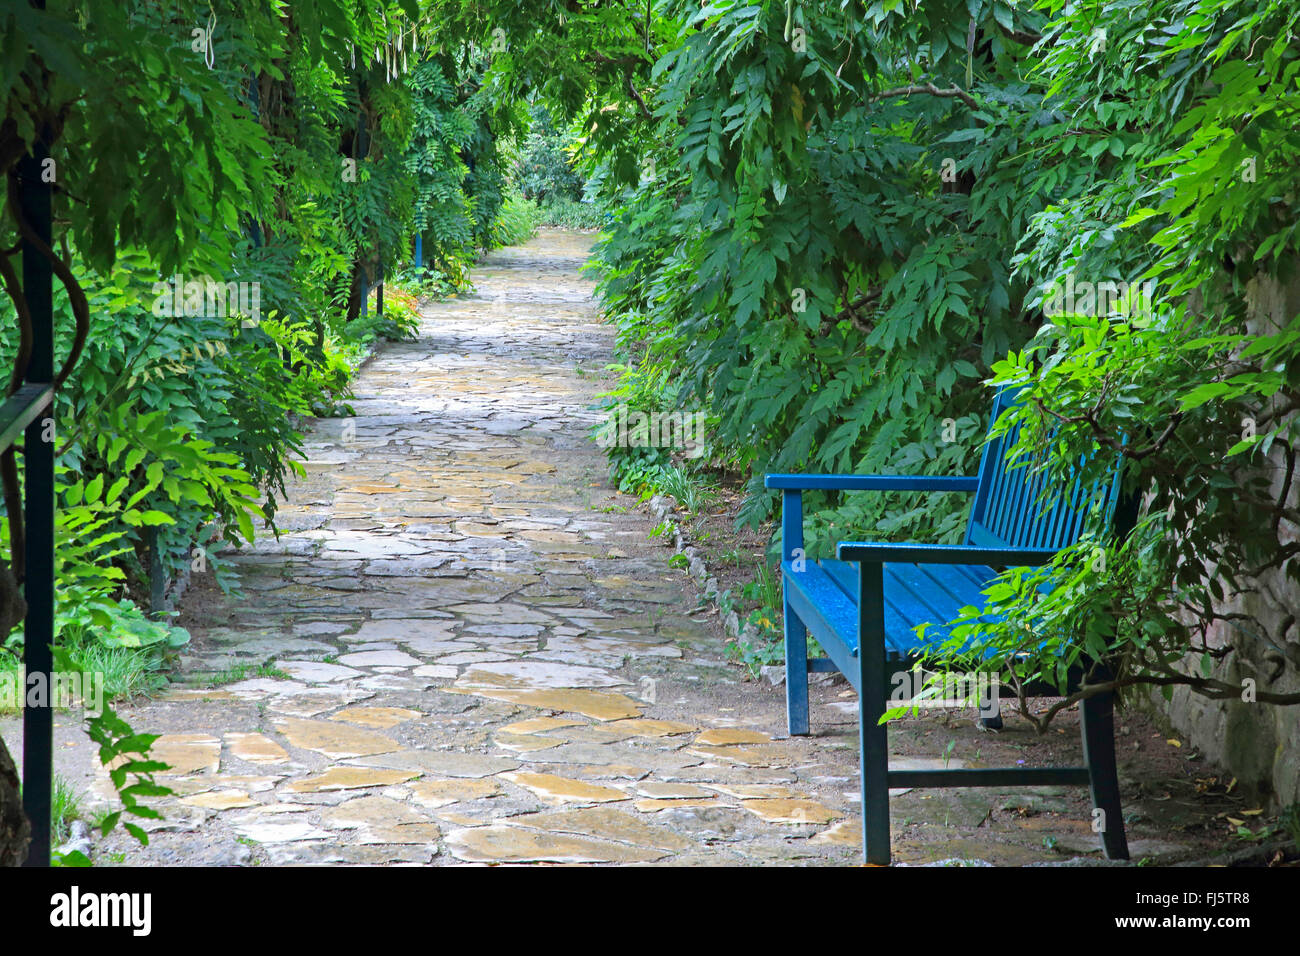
<box><xmin>1144</xmin><ymin>271</ymin><xmax>1300</xmax><ymax>808</ymax></box>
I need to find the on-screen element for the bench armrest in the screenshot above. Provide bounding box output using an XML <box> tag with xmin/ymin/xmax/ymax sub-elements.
<box><xmin>837</xmin><ymin>541</ymin><xmax>1058</xmax><ymax>566</ymax></box>
<box><xmin>765</xmin><ymin>474</ymin><xmax>979</xmax><ymax>492</ymax></box>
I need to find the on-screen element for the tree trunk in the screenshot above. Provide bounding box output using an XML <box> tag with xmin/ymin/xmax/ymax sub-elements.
<box><xmin>0</xmin><ymin>733</ymin><xmax>29</xmax><ymax>866</ymax></box>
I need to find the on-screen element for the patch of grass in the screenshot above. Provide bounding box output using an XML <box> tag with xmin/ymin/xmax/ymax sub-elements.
<box><xmin>66</xmin><ymin>639</ymin><xmax>170</xmax><ymax>700</ymax></box>
<box><xmin>0</xmin><ymin>639</ymin><xmax>167</xmax><ymax>715</ymax></box>
<box><xmin>200</xmin><ymin>661</ymin><xmax>290</xmax><ymax>688</ymax></box>
<box><xmin>52</xmin><ymin>774</ymin><xmax>84</xmax><ymax>846</ymax></box>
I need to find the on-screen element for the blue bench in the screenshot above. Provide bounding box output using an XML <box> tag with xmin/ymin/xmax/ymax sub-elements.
<box><xmin>765</xmin><ymin>388</ymin><xmax>1135</xmax><ymax>864</ymax></box>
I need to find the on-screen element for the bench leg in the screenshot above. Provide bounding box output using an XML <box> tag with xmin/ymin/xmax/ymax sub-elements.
<box><xmin>859</xmin><ymin>562</ymin><xmax>891</xmax><ymax>865</ymax></box>
<box><xmin>783</xmin><ymin>596</ymin><xmax>810</xmax><ymax>736</ymax></box>
<box><xmin>1081</xmin><ymin>687</ymin><xmax>1129</xmax><ymax>860</ymax></box>
<box><xmin>979</xmin><ymin>684</ymin><xmax>1003</xmax><ymax>731</ymax></box>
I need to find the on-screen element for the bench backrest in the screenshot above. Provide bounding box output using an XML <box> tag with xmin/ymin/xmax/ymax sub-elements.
<box><xmin>964</xmin><ymin>386</ymin><xmax>1124</xmax><ymax>550</ymax></box>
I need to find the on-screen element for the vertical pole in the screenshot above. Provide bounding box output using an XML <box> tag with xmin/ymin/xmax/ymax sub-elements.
<box><xmin>376</xmin><ymin>258</ymin><xmax>383</xmax><ymax>318</ymax></box>
<box><xmin>148</xmin><ymin>526</ymin><xmax>167</xmax><ymax>615</ymax></box>
<box><xmin>781</xmin><ymin>490</ymin><xmax>809</xmax><ymax>735</ymax></box>
<box><xmin>858</xmin><ymin>561</ymin><xmax>891</xmax><ymax>865</ymax></box>
<box><xmin>414</xmin><ymin>233</ymin><xmax>422</xmax><ymax>271</ymax></box>
<box><xmin>19</xmin><ymin>139</ymin><xmax>54</xmax><ymax>868</ymax></box>
<box><xmin>1081</xmin><ymin>665</ymin><xmax>1130</xmax><ymax>860</ymax></box>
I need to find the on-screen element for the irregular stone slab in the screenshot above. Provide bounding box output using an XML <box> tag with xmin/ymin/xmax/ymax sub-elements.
<box><xmin>292</xmin><ymin>621</ymin><xmax>355</xmax><ymax>637</ymax></box>
<box><xmin>284</xmin><ymin>767</ymin><xmax>420</xmax><ymax>793</ymax></box>
<box><xmin>151</xmin><ymin>734</ymin><xmax>222</xmax><ymax>775</ymax></box>
<box><xmin>227</xmin><ymin>678</ymin><xmax>310</xmax><ymax>701</ymax></box>
<box><xmin>447</xmin><ymin>602</ymin><xmax>556</xmax><ymax>625</ymax></box>
<box><xmin>329</xmin><ymin>706</ymin><xmax>422</xmax><ymax>729</ymax></box>
<box><xmin>605</xmin><ymin>718</ymin><xmax>696</xmax><ymax>738</ymax></box>
<box><xmin>461</xmin><ymin>624</ymin><xmax>544</xmax><ymax>639</ymax></box>
<box><xmin>695</xmin><ymin>728</ymin><xmax>773</xmax><ymax>746</ymax></box>
<box><xmin>575</xmin><ymin>764</ymin><xmax>654</xmax><ymax>781</ymax></box>
<box><xmin>275</xmin><ymin>718</ymin><xmax>399</xmax><ymax>759</ymax></box>
<box><xmin>812</xmin><ymin>818</ymin><xmax>862</xmax><ymax>846</ymax></box>
<box><xmin>436</xmin><ymin>651</ymin><xmax>515</xmax><ymax>666</ymax></box>
<box><xmin>703</xmin><ymin>784</ymin><xmax>803</xmax><ymax>800</ymax></box>
<box><xmin>520</xmin><ymin>742</ymin><xmax>704</xmax><ymax>772</ymax></box>
<box><xmin>541</xmin><ymin>636</ymin><xmax>683</xmax><ymax>662</ymax></box>
<box><xmin>407</xmin><ymin>778</ymin><xmax>501</xmax><ymax>809</ymax></box>
<box><xmin>346</xmin><ymin>620</ymin><xmax>458</xmax><ymax>644</ymax></box>
<box><xmin>180</xmin><ymin>790</ymin><xmax>258</xmax><ymax>810</ymax></box>
<box><xmin>502</xmin><ymin>772</ymin><xmax>628</xmax><ymax>805</ymax></box>
<box><xmin>458</xmin><ymin>660</ymin><xmax>628</xmax><ymax>690</ymax></box>
<box><xmin>160</xmin><ymin>688</ymin><xmax>235</xmax><ymax>702</ymax></box>
<box><xmin>500</xmin><ymin>717</ymin><xmax>582</xmax><ymax>735</ymax></box>
<box><xmin>267</xmin><ymin>688</ymin><xmax>375</xmax><ymax>718</ymax></box>
<box><xmin>741</xmin><ymin>799</ymin><xmax>842</xmax><ymax>825</ymax></box>
<box><xmin>274</xmin><ymin>660</ymin><xmax>362</xmax><ymax>683</ymax></box>
<box><xmin>633</xmin><ymin>798</ymin><xmax>725</xmax><ymax>813</ymax></box>
<box><xmin>685</xmin><ymin>744</ymin><xmax>786</xmax><ymax>767</ymax></box>
<box><xmin>495</xmin><ymin>733</ymin><xmax>563</xmax><ymax>753</ymax></box>
<box><xmin>318</xmin><ymin>796</ymin><xmax>441</xmax><ymax>845</ymax></box>
<box><xmin>654</xmin><ymin>765</ymin><xmax>798</xmax><ymax>786</ymax></box>
<box><xmin>226</xmin><ymin>732</ymin><xmax>289</xmax><ymax>766</ymax></box>
<box><xmin>210</xmin><ymin>775</ymin><xmax>281</xmax><ymax>793</ymax></box>
<box><xmin>401</xmin><ymin>639</ymin><xmax>466</xmax><ymax>656</ymax></box>
<box><xmin>634</xmin><ymin>781</ymin><xmax>715</xmax><ymax>800</ymax></box>
<box><xmin>350</xmin><ymin>751</ymin><xmax>520</xmax><ymax>778</ymax></box>
<box><xmin>226</xmin><ymin>638</ymin><xmax>337</xmax><ymax>658</ymax></box>
<box><xmin>504</xmin><ymin>806</ymin><xmax>692</xmax><ymax>852</ymax></box>
<box><xmin>233</xmin><ymin>820</ymin><xmax>331</xmax><ymax>843</ymax></box>
<box><xmin>539</xmin><ymin>724</ymin><xmax>641</xmax><ymax>745</ymax></box>
<box><xmin>446</xmin><ymin>825</ymin><xmax>667</xmax><ymax>864</ymax></box>
<box><xmin>240</xmin><ymin>802</ymin><xmax>313</xmax><ymax>814</ymax></box>
<box><xmin>350</xmin><ymin>678</ymin><xmax>423</xmax><ymax>696</ymax></box>
<box><xmin>337</xmin><ymin>649</ymin><xmax>423</xmax><ymax>668</ymax></box>
<box><xmin>450</xmin><ymin>687</ymin><xmax>642</xmax><ymax>720</ymax></box>
<box><xmin>413</xmin><ymin>664</ymin><xmax>459</xmax><ymax>680</ymax></box>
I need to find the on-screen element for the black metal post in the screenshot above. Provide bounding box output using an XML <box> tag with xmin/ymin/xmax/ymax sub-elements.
<box><xmin>19</xmin><ymin>138</ymin><xmax>55</xmax><ymax>867</ymax></box>
<box><xmin>858</xmin><ymin>561</ymin><xmax>891</xmax><ymax>865</ymax></box>
<box><xmin>148</xmin><ymin>525</ymin><xmax>167</xmax><ymax>615</ymax></box>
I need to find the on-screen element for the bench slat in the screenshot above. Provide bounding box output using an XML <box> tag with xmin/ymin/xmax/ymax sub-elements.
<box><xmin>813</xmin><ymin>558</ymin><xmax>999</xmax><ymax>659</ymax></box>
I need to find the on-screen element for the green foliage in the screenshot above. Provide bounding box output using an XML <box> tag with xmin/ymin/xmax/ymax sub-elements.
<box><xmin>535</xmin><ymin>199</ymin><xmax>607</xmax><ymax>231</ymax></box>
<box><xmin>575</xmin><ymin>0</ymin><xmax>1300</xmax><ymax>720</ymax></box>
<box><xmin>492</xmin><ymin>194</ymin><xmax>542</xmax><ymax>247</ymax></box>
<box><xmin>514</xmin><ymin>104</ymin><xmax>585</xmax><ymax>203</ymax></box>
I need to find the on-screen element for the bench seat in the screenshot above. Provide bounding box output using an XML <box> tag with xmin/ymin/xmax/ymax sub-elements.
<box><xmin>781</xmin><ymin>558</ymin><xmax>997</xmax><ymax>665</ymax></box>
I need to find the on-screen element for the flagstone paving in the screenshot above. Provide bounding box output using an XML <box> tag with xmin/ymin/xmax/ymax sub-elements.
<box><xmin>37</xmin><ymin>229</ymin><xmax>1217</xmax><ymax>866</ymax></box>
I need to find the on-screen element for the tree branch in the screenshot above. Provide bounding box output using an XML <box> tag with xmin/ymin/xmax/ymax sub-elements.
<box><xmin>872</xmin><ymin>82</ymin><xmax>978</xmax><ymax>110</ymax></box>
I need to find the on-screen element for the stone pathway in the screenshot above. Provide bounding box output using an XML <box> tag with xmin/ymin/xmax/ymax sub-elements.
<box><xmin>29</xmin><ymin>229</ymin><xmax>1205</xmax><ymax>866</ymax></box>
<box><xmin>93</xmin><ymin>230</ymin><xmax>876</xmax><ymax>866</ymax></box>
